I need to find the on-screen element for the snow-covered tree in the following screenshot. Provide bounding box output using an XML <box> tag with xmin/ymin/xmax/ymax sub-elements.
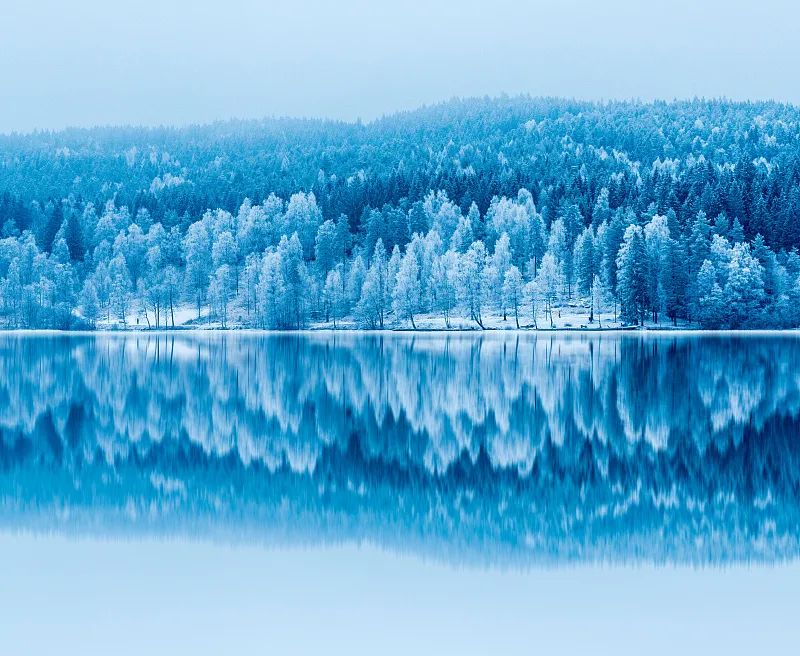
<box><xmin>534</xmin><ymin>252</ymin><xmax>563</xmax><ymax>328</ymax></box>
<box><xmin>458</xmin><ymin>241</ymin><xmax>489</xmax><ymax>329</ymax></box>
<box><xmin>573</xmin><ymin>226</ymin><xmax>597</xmax><ymax>297</ymax></box>
<box><xmin>392</xmin><ymin>247</ymin><xmax>422</xmax><ymax>329</ymax></box>
<box><xmin>183</xmin><ymin>220</ymin><xmax>212</xmax><ymax>319</ymax></box>
<box><xmin>695</xmin><ymin>259</ymin><xmax>725</xmax><ymax>328</ymax></box>
<box><xmin>502</xmin><ymin>265</ymin><xmax>524</xmax><ymax>328</ymax></box>
<box><xmin>616</xmin><ymin>225</ymin><xmax>649</xmax><ymax>326</ymax></box>
<box><xmin>324</xmin><ymin>267</ymin><xmax>345</xmax><ymax>328</ymax></box>
<box><xmin>490</xmin><ymin>232</ymin><xmax>513</xmax><ymax>318</ymax></box>
<box><xmin>334</xmin><ymin>247</ymin><xmax>359</xmax><ymax>307</ymax></box>
<box><xmin>724</xmin><ymin>243</ymin><xmax>765</xmax><ymax>327</ymax></box>
<box><xmin>76</xmin><ymin>280</ymin><xmax>97</xmax><ymax>327</ymax></box>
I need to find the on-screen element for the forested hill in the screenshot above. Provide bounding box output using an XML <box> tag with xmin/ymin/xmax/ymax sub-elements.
<box><xmin>1</xmin><ymin>97</ymin><xmax>800</xmax><ymax>330</ymax></box>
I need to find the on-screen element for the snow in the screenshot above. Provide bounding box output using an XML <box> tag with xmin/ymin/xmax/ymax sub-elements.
<box><xmin>86</xmin><ymin>302</ymin><xmax>696</xmax><ymax>333</ymax></box>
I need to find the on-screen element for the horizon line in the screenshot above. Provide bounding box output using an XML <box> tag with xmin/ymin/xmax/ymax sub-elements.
<box><xmin>1</xmin><ymin>94</ymin><xmax>795</xmax><ymax>138</ymax></box>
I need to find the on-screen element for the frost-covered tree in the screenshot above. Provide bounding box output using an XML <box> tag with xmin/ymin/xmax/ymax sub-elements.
<box><xmin>314</xmin><ymin>219</ymin><xmax>339</xmax><ymax>280</ymax></box>
<box><xmin>534</xmin><ymin>252</ymin><xmax>563</xmax><ymax>328</ymax></box>
<box><xmin>687</xmin><ymin>211</ymin><xmax>712</xmax><ymax>318</ymax></box>
<box><xmin>591</xmin><ymin>187</ymin><xmax>612</xmax><ymax>228</ymax></box>
<box><xmin>257</xmin><ymin>250</ymin><xmax>285</xmax><ymax>329</ymax></box>
<box><xmin>458</xmin><ymin>241</ymin><xmax>489</xmax><ymax>329</ymax></box>
<box><xmin>695</xmin><ymin>260</ymin><xmax>725</xmax><ymax>328</ymax></box>
<box><xmin>590</xmin><ymin>274</ymin><xmax>605</xmax><ymax>326</ymax></box>
<box><xmin>183</xmin><ymin>221</ymin><xmax>212</xmax><ymax>319</ymax></box>
<box><xmin>1</xmin><ymin>258</ymin><xmax>23</xmax><ymax>327</ymax></box>
<box><xmin>209</xmin><ymin>264</ymin><xmax>234</xmax><ymax>328</ymax></box>
<box><xmin>523</xmin><ymin>278</ymin><xmax>539</xmax><ymax>330</ymax></box>
<box><xmin>423</xmin><ymin>190</ymin><xmax>461</xmax><ymax>245</ymax></box>
<box><xmin>644</xmin><ymin>214</ymin><xmax>670</xmax><ymax>323</ymax></box>
<box><xmin>490</xmin><ymin>233</ymin><xmax>513</xmax><ymax>318</ymax></box>
<box><xmin>724</xmin><ymin>243</ymin><xmax>765</xmax><ymax>327</ymax></box>
<box><xmin>277</xmin><ymin>233</ymin><xmax>309</xmax><ymax>329</ymax></box>
<box><xmin>79</xmin><ymin>279</ymin><xmax>100</xmax><ymax>326</ymax></box>
<box><xmin>558</xmin><ymin>203</ymin><xmax>584</xmax><ymax>298</ymax></box>
<box><xmin>547</xmin><ymin>218</ymin><xmax>569</xmax><ymax>298</ymax></box>
<box><xmin>283</xmin><ymin>192</ymin><xmax>323</xmax><ymax>260</ymax></box>
<box><xmin>212</xmin><ymin>230</ymin><xmax>238</xmax><ymax>291</ymax></box>
<box><xmin>502</xmin><ymin>265</ymin><xmax>524</xmax><ymax>328</ymax></box>
<box><xmin>662</xmin><ymin>237</ymin><xmax>688</xmax><ymax>325</ymax></box>
<box><xmin>324</xmin><ymin>267</ymin><xmax>345</xmax><ymax>328</ymax></box>
<box><xmin>386</xmin><ymin>246</ymin><xmax>401</xmax><ymax>311</ymax></box>
<box><xmin>346</xmin><ymin>254</ymin><xmax>367</xmax><ymax>310</ymax></box>
<box><xmin>450</xmin><ymin>216</ymin><xmax>474</xmax><ymax>254</ymax></box>
<box><xmin>109</xmin><ymin>254</ymin><xmax>131</xmax><ymax>324</ymax></box>
<box><xmin>356</xmin><ymin>239</ymin><xmax>389</xmax><ymax>328</ymax></box>
<box><xmin>573</xmin><ymin>226</ymin><xmax>597</xmax><ymax>297</ymax></box>
<box><xmin>430</xmin><ymin>250</ymin><xmax>458</xmax><ymax>328</ymax></box>
<box><xmin>616</xmin><ymin>225</ymin><xmax>649</xmax><ymax>326</ymax></box>
<box><xmin>600</xmin><ymin>210</ymin><xmax>631</xmax><ymax>320</ymax></box>
<box><xmin>163</xmin><ymin>265</ymin><xmax>181</xmax><ymax>328</ymax></box>
<box><xmin>392</xmin><ymin>247</ymin><xmax>421</xmax><ymax>329</ymax></box>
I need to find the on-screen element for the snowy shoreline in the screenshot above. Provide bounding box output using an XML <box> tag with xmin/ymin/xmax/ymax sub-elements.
<box><xmin>5</xmin><ymin>302</ymin><xmax>799</xmax><ymax>336</ymax></box>
<box><xmin>2</xmin><ymin>326</ymin><xmax>799</xmax><ymax>336</ymax></box>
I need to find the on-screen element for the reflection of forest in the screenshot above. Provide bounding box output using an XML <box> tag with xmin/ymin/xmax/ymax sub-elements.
<box><xmin>1</xmin><ymin>333</ymin><xmax>799</xmax><ymax>564</ymax></box>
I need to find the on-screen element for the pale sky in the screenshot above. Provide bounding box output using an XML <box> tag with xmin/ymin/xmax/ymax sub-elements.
<box><xmin>2</xmin><ymin>0</ymin><xmax>799</xmax><ymax>132</ymax></box>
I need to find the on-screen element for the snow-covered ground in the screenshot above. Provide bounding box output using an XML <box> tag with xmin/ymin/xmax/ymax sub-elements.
<box><xmin>89</xmin><ymin>302</ymin><xmax>698</xmax><ymax>332</ymax></box>
<box><xmin>94</xmin><ymin>305</ymin><xmax>215</xmax><ymax>330</ymax></box>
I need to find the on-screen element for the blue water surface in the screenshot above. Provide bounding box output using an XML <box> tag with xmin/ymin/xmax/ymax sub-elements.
<box><xmin>1</xmin><ymin>332</ymin><xmax>798</xmax><ymax>654</ymax></box>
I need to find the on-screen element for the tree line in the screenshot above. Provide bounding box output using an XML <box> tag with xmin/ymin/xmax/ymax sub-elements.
<box><xmin>1</xmin><ymin>97</ymin><xmax>800</xmax><ymax>329</ymax></box>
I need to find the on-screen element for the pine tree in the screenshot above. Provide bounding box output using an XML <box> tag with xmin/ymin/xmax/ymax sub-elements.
<box><xmin>616</xmin><ymin>225</ymin><xmax>649</xmax><ymax>326</ymax></box>
<box><xmin>573</xmin><ymin>226</ymin><xmax>596</xmax><ymax>297</ymax></box>
<box><xmin>696</xmin><ymin>259</ymin><xmax>725</xmax><ymax>328</ymax></box>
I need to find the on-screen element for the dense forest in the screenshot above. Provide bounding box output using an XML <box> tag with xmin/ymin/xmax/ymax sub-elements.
<box><xmin>2</xmin><ymin>96</ymin><xmax>800</xmax><ymax>330</ymax></box>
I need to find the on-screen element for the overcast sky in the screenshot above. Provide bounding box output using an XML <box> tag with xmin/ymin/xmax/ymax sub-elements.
<box><xmin>2</xmin><ymin>0</ymin><xmax>799</xmax><ymax>132</ymax></box>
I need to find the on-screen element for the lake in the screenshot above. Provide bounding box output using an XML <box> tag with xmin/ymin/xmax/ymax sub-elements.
<box><xmin>1</xmin><ymin>332</ymin><xmax>799</xmax><ymax>653</ymax></box>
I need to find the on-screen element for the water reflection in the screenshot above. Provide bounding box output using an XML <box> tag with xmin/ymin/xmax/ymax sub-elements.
<box><xmin>1</xmin><ymin>332</ymin><xmax>799</xmax><ymax>565</ymax></box>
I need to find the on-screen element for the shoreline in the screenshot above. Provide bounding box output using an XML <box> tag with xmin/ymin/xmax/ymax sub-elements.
<box><xmin>2</xmin><ymin>327</ymin><xmax>800</xmax><ymax>337</ymax></box>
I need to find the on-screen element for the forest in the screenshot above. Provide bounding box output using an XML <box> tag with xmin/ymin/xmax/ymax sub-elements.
<box><xmin>1</xmin><ymin>96</ymin><xmax>800</xmax><ymax>330</ymax></box>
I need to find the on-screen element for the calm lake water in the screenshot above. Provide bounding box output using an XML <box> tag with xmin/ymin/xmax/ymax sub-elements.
<box><xmin>1</xmin><ymin>332</ymin><xmax>799</xmax><ymax>654</ymax></box>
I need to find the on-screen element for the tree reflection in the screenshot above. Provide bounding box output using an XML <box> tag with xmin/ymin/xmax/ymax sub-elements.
<box><xmin>0</xmin><ymin>332</ymin><xmax>799</xmax><ymax>565</ymax></box>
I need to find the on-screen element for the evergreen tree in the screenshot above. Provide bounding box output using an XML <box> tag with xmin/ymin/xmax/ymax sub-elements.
<box><xmin>573</xmin><ymin>226</ymin><xmax>596</xmax><ymax>297</ymax></box>
<box><xmin>616</xmin><ymin>225</ymin><xmax>650</xmax><ymax>326</ymax></box>
<box><xmin>695</xmin><ymin>260</ymin><xmax>725</xmax><ymax>328</ymax></box>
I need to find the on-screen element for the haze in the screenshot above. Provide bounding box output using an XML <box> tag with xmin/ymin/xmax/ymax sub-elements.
<box><xmin>2</xmin><ymin>0</ymin><xmax>799</xmax><ymax>132</ymax></box>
